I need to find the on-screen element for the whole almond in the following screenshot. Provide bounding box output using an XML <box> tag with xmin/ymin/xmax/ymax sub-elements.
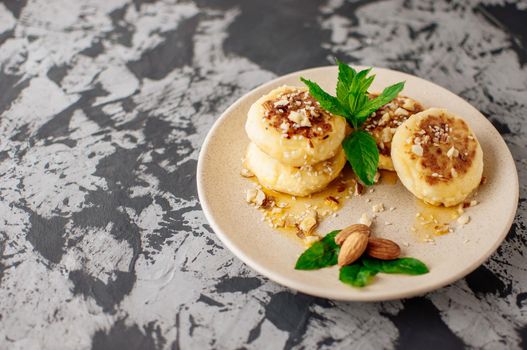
<box><xmin>334</xmin><ymin>224</ymin><xmax>370</xmax><ymax>245</ymax></box>
<box><xmin>337</xmin><ymin>231</ymin><xmax>369</xmax><ymax>266</ymax></box>
<box><xmin>366</xmin><ymin>237</ymin><xmax>401</xmax><ymax>260</ymax></box>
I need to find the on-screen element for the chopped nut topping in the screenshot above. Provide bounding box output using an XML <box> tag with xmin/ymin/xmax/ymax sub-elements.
<box><xmin>457</xmin><ymin>214</ymin><xmax>470</xmax><ymax>225</ymax></box>
<box><xmin>263</xmin><ymin>88</ymin><xmax>333</xmax><ymax>139</ymax></box>
<box><xmin>241</xmin><ymin>168</ymin><xmax>254</xmax><ymax>178</ymax></box>
<box><xmin>413</xmin><ymin>112</ymin><xmax>478</xmax><ymax>184</ymax></box>
<box><xmin>359</xmin><ymin>213</ymin><xmax>372</xmax><ymax>226</ymax></box>
<box><xmin>325</xmin><ymin>196</ymin><xmax>339</xmax><ymax>205</ymax></box>
<box><xmin>394</xmin><ymin>107</ymin><xmax>409</xmax><ymax>117</ymax></box>
<box><xmin>288</xmin><ymin>110</ymin><xmax>312</xmax><ymax>128</ymax></box>
<box><xmin>446</xmin><ymin>146</ymin><xmax>459</xmax><ymax>158</ymax></box>
<box><xmin>298</xmin><ymin>210</ymin><xmax>318</xmax><ymax>234</ymax></box>
<box><xmin>246</xmin><ymin>188</ymin><xmax>257</xmax><ymax>203</ymax></box>
<box><xmin>372</xmin><ymin>203</ymin><xmax>385</xmax><ymax>213</ymax></box>
<box><xmin>354</xmin><ymin>182</ymin><xmax>364</xmax><ymax>196</ymax></box>
<box><xmin>363</xmin><ymin>95</ymin><xmax>424</xmax><ymax>156</ymax></box>
<box><xmin>273</xmin><ymin>99</ymin><xmax>289</xmax><ymax>107</ymax></box>
<box><xmin>411</xmin><ymin>144</ymin><xmax>423</xmax><ymax>157</ymax></box>
<box><xmin>402</xmin><ymin>98</ymin><xmax>416</xmax><ymax>111</ymax></box>
<box><xmin>246</xmin><ymin>188</ymin><xmax>266</xmax><ymax>207</ymax></box>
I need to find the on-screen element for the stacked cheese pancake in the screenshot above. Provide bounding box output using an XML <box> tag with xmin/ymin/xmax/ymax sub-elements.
<box><xmin>391</xmin><ymin>108</ymin><xmax>483</xmax><ymax>207</ymax></box>
<box><xmin>364</xmin><ymin>94</ymin><xmax>424</xmax><ymax>170</ymax></box>
<box><xmin>244</xmin><ymin>86</ymin><xmax>347</xmax><ymax>196</ymax></box>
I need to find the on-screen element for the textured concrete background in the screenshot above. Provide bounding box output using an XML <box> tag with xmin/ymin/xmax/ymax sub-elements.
<box><xmin>0</xmin><ymin>0</ymin><xmax>526</xmax><ymax>349</ymax></box>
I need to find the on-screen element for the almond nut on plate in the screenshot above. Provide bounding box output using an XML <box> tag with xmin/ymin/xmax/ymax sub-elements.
<box><xmin>334</xmin><ymin>224</ymin><xmax>370</xmax><ymax>245</ymax></box>
<box><xmin>366</xmin><ymin>237</ymin><xmax>401</xmax><ymax>260</ymax></box>
<box><xmin>337</xmin><ymin>229</ymin><xmax>369</xmax><ymax>267</ymax></box>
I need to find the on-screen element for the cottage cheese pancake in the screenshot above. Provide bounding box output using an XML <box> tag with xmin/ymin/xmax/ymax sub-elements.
<box><xmin>244</xmin><ymin>142</ymin><xmax>347</xmax><ymax>197</ymax></box>
<box><xmin>364</xmin><ymin>94</ymin><xmax>424</xmax><ymax>170</ymax></box>
<box><xmin>245</xmin><ymin>86</ymin><xmax>347</xmax><ymax>167</ymax></box>
<box><xmin>391</xmin><ymin>108</ymin><xmax>483</xmax><ymax>207</ymax></box>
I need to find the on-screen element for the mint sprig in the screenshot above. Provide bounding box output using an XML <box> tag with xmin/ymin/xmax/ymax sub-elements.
<box><xmin>301</xmin><ymin>61</ymin><xmax>404</xmax><ymax>185</ymax></box>
<box><xmin>294</xmin><ymin>229</ymin><xmax>428</xmax><ymax>288</ymax></box>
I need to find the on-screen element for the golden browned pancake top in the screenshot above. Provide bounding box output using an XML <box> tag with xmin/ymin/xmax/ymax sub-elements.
<box><xmin>408</xmin><ymin>112</ymin><xmax>478</xmax><ymax>185</ymax></box>
<box><xmin>262</xmin><ymin>88</ymin><xmax>334</xmax><ymax>140</ymax></box>
<box><xmin>364</xmin><ymin>95</ymin><xmax>424</xmax><ymax>156</ymax></box>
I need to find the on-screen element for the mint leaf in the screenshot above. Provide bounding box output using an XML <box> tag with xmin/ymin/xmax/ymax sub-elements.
<box><xmin>355</xmin><ymin>81</ymin><xmax>405</xmax><ymax>125</ymax></box>
<box><xmin>348</xmin><ymin>93</ymin><xmax>369</xmax><ymax>120</ymax></box>
<box><xmin>295</xmin><ymin>230</ymin><xmax>340</xmax><ymax>270</ymax></box>
<box><xmin>336</xmin><ymin>60</ymin><xmax>356</xmax><ymax>87</ymax></box>
<box><xmin>362</xmin><ymin>257</ymin><xmax>429</xmax><ymax>275</ymax></box>
<box><xmin>359</xmin><ymin>75</ymin><xmax>375</xmax><ymax>93</ymax></box>
<box><xmin>339</xmin><ymin>264</ymin><xmax>361</xmax><ymax>285</ymax></box>
<box><xmin>336</xmin><ymin>60</ymin><xmax>355</xmax><ymax>110</ymax></box>
<box><xmin>339</xmin><ymin>263</ymin><xmax>378</xmax><ymax>287</ymax></box>
<box><xmin>344</xmin><ymin>68</ymin><xmax>377</xmax><ymax>126</ymax></box>
<box><xmin>342</xmin><ymin>130</ymin><xmax>379</xmax><ymax>186</ymax></box>
<box><xmin>300</xmin><ymin>78</ymin><xmax>348</xmax><ymax>118</ymax></box>
<box><xmin>349</xmin><ymin>68</ymin><xmax>372</xmax><ymax>96</ymax></box>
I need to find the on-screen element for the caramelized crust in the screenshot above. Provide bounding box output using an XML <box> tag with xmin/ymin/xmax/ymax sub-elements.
<box><xmin>262</xmin><ymin>88</ymin><xmax>333</xmax><ymax>139</ymax></box>
<box><xmin>364</xmin><ymin>95</ymin><xmax>423</xmax><ymax>156</ymax></box>
<box><xmin>408</xmin><ymin>112</ymin><xmax>478</xmax><ymax>185</ymax></box>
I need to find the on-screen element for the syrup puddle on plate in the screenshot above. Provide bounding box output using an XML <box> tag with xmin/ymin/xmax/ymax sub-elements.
<box><xmin>244</xmin><ymin>167</ymin><xmax>401</xmax><ymax>245</ymax></box>
<box><xmin>246</xmin><ymin>167</ymin><xmax>356</xmax><ymax>244</ymax></box>
<box><xmin>379</xmin><ymin>170</ymin><xmax>398</xmax><ymax>185</ymax></box>
<box><xmin>245</xmin><ymin>166</ymin><xmax>465</xmax><ymax>245</ymax></box>
<box><xmin>412</xmin><ymin>200</ymin><xmax>461</xmax><ymax>242</ymax></box>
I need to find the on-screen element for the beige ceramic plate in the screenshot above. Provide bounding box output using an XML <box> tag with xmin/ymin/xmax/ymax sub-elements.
<box><xmin>197</xmin><ymin>66</ymin><xmax>519</xmax><ymax>301</ymax></box>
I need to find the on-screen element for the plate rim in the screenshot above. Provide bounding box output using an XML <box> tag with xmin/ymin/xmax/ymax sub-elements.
<box><xmin>196</xmin><ymin>65</ymin><xmax>519</xmax><ymax>301</ymax></box>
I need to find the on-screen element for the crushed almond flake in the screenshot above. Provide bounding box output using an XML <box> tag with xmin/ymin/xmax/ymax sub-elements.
<box><xmin>241</xmin><ymin>168</ymin><xmax>254</xmax><ymax>178</ymax></box>
<box><xmin>457</xmin><ymin>214</ymin><xmax>470</xmax><ymax>225</ymax></box>
<box><xmin>299</xmin><ymin>214</ymin><xmax>318</xmax><ymax>234</ymax></box>
<box><xmin>354</xmin><ymin>182</ymin><xmax>364</xmax><ymax>196</ymax></box>
<box><xmin>447</xmin><ymin>146</ymin><xmax>459</xmax><ymax>158</ymax></box>
<box><xmin>274</xmin><ymin>99</ymin><xmax>289</xmax><ymax>107</ymax></box>
<box><xmin>359</xmin><ymin>213</ymin><xmax>372</xmax><ymax>226</ymax></box>
<box><xmin>411</xmin><ymin>144</ymin><xmax>423</xmax><ymax>156</ymax></box>
<box><xmin>372</xmin><ymin>203</ymin><xmax>385</xmax><ymax>213</ymax></box>
<box><xmin>402</xmin><ymin>99</ymin><xmax>416</xmax><ymax>111</ymax></box>
<box><xmin>394</xmin><ymin>107</ymin><xmax>409</xmax><ymax>117</ymax></box>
